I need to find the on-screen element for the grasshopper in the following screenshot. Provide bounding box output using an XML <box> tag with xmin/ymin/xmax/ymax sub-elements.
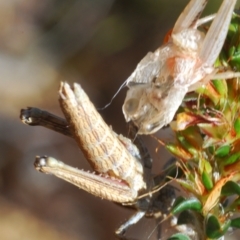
<box><xmin>20</xmin><ymin>0</ymin><xmax>239</xmax><ymax>238</ymax></box>
<box><xmin>123</xmin><ymin>0</ymin><xmax>240</xmax><ymax>135</ymax></box>
<box><xmin>20</xmin><ymin>82</ymin><xmax>176</xmax><ymax>239</ymax></box>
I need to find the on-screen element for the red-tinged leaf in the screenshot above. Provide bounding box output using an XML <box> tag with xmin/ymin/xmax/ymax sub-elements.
<box><xmin>174</xmin><ymin>112</ymin><xmax>201</xmax><ymax>131</ymax></box>
<box><xmin>203</xmin><ymin>173</ymin><xmax>237</xmax><ymax>215</ymax></box>
<box><xmin>177</xmin><ymin>135</ymin><xmax>198</xmax><ymax>157</ymax></box>
<box><xmin>196</xmin><ymin>82</ymin><xmax>220</xmax><ymax>105</ymax></box>
<box><xmin>224</xmin><ymin>161</ymin><xmax>240</xmax><ymax>180</ymax></box>
<box><xmin>194</xmin><ymin>171</ymin><xmax>205</xmax><ymax>195</ymax></box>
<box><xmin>174</xmin><ymin>112</ymin><xmax>223</xmax><ymax>131</ymax></box>
<box><xmin>182</xmin><ymin>126</ymin><xmax>203</xmax><ymax>147</ymax></box>
<box><xmin>166</xmin><ymin>143</ymin><xmax>192</xmax><ymax>160</ymax></box>
<box><xmin>199</xmin><ymin>123</ymin><xmax>228</xmax><ymax>140</ymax></box>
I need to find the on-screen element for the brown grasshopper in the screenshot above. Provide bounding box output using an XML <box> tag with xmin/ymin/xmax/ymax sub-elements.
<box><xmin>123</xmin><ymin>0</ymin><xmax>240</xmax><ymax>135</ymax></box>
<box><xmin>20</xmin><ymin>82</ymin><xmax>176</xmax><ymax>239</ymax></box>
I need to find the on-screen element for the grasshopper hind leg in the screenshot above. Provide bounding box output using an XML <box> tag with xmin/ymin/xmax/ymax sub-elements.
<box><xmin>115</xmin><ymin>211</ymin><xmax>145</xmax><ymax>239</ymax></box>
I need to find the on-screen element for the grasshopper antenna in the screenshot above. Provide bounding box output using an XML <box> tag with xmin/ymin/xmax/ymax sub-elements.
<box><xmin>97</xmin><ymin>80</ymin><xmax>127</xmax><ymax>110</ymax></box>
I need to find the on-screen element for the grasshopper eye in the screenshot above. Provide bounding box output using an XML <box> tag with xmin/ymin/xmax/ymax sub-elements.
<box><xmin>144</xmin><ymin>122</ymin><xmax>159</xmax><ymax>133</ymax></box>
<box><xmin>138</xmin><ymin>121</ymin><xmax>160</xmax><ymax>135</ymax></box>
<box><xmin>124</xmin><ymin>98</ymin><xmax>139</xmax><ymax>115</ymax></box>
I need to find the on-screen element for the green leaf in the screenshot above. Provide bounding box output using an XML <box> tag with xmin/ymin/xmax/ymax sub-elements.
<box><xmin>172</xmin><ymin>196</ymin><xmax>186</xmax><ymax>209</ymax></box>
<box><xmin>206</xmin><ymin>215</ymin><xmax>231</xmax><ymax>239</ymax></box>
<box><xmin>175</xmin><ymin>179</ymin><xmax>197</xmax><ymax>195</ymax></box>
<box><xmin>167</xmin><ymin>233</ymin><xmax>191</xmax><ymax>240</ymax></box>
<box><xmin>208</xmin><ymin>146</ymin><xmax>214</xmax><ymax>155</ymax></box>
<box><xmin>199</xmin><ymin>159</ymin><xmax>213</xmax><ymax>190</ymax></box>
<box><xmin>221</xmin><ymin>181</ymin><xmax>240</xmax><ymax>196</ymax></box>
<box><xmin>227</xmin><ymin>14</ymin><xmax>240</xmax><ymax>71</ymax></box>
<box><xmin>211</xmin><ymin>79</ymin><xmax>228</xmax><ymax>98</ymax></box>
<box><xmin>177</xmin><ymin>135</ymin><xmax>198</xmax><ymax>157</ymax></box>
<box><xmin>215</xmin><ymin>145</ymin><xmax>231</xmax><ymax>157</ymax></box>
<box><xmin>199</xmin><ymin>158</ymin><xmax>212</xmax><ymax>174</ymax></box>
<box><xmin>224</xmin><ymin>152</ymin><xmax>240</xmax><ymax>165</ymax></box>
<box><xmin>234</xmin><ymin>118</ymin><xmax>240</xmax><ymax>135</ymax></box>
<box><xmin>202</xmin><ymin>171</ymin><xmax>213</xmax><ymax>191</ymax></box>
<box><xmin>172</xmin><ymin>198</ymin><xmax>202</xmax><ymax>215</ymax></box>
<box><xmin>166</xmin><ymin>143</ymin><xmax>192</xmax><ymax>160</ymax></box>
<box><xmin>231</xmin><ymin>217</ymin><xmax>240</xmax><ymax>228</ymax></box>
<box><xmin>206</xmin><ymin>215</ymin><xmax>220</xmax><ymax>235</ymax></box>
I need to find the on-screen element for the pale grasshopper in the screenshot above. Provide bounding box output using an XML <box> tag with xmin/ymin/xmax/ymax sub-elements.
<box><xmin>123</xmin><ymin>0</ymin><xmax>240</xmax><ymax>134</ymax></box>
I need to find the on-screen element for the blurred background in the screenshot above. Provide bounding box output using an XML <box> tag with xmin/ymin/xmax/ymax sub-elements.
<box><xmin>1</xmin><ymin>0</ymin><xmax>240</xmax><ymax>239</ymax></box>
